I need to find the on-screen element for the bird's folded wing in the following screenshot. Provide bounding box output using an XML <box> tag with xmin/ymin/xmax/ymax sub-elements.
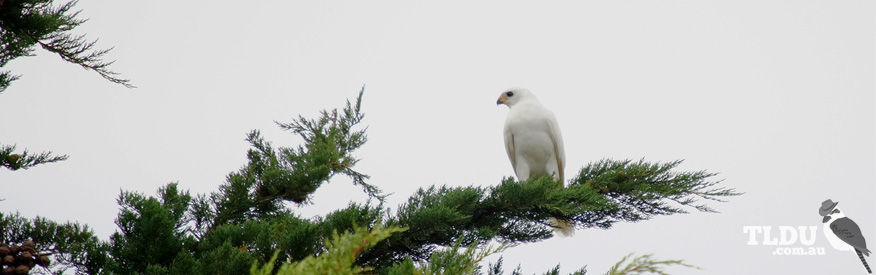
<box><xmin>504</xmin><ymin>128</ymin><xmax>516</xmax><ymax>174</ymax></box>
<box><xmin>547</xmin><ymin>115</ymin><xmax>565</xmax><ymax>182</ymax></box>
<box><xmin>831</xmin><ymin>217</ymin><xmax>868</xmax><ymax>250</ymax></box>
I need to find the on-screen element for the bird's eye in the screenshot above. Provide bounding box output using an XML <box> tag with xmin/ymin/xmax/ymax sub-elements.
<box><xmin>505</xmin><ymin>91</ymin><xmax>514</xmax><ymax>97</ymax></box>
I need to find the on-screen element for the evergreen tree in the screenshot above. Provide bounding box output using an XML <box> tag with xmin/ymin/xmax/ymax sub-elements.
<box><xmin>1</xmin><ymin>88</ymin><xmax>739</xmax><ymax>274</ymax></box>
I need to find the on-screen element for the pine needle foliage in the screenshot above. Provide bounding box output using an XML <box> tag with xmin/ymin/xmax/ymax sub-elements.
<box><xmin>569</xmin><ymin>159</ymin><xmax>740</xmax><ymax>227</ymax></box>
<box><xmin>0</xmin><ymin>144</ymin><xmax>68</xmax><ymax>171</ymax></box>
<box><xmin>207</xmin><ymin>86</ymin><xmax>382</xmax><ymax>230</ymax></box>
<box><xmin>360</xmin><ymin>161</ymin><xmax>738</xmax><ymax>267</ymax></box>
<box><xmin>604</xmin><ymin>253</ymin><xmax>698</xmax><ymax>275</ymax></box>
<box><xmin>273</xmin><ymin>86</ymin><xmax>377</xmax><ymax>202</ymax></box>
<box><xmin>0</xmin><ymin>0</ymin><xmax>133</xmax><ymax>93</ymax></box>
<box><xmin>384</xmin><ymin>241</ymin><xmax>515</xmax><ymax>275</ymax></box>
<box><xmin>252</xmin><ymin>225</ymin><xmax>406</xmax><ymax>275</ymax></box>
<box><xmin>108</xmin><ymin>183</ymin><xmax>198</xmax><ymax>274</ymax></box>
<box><xmin>537</xmin><ymin>264</ymin><xmax>588</xmax><ymax>275</ymax></box>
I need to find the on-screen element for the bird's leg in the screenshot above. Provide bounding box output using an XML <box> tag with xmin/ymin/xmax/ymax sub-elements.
<box><xmin>515</xmin><ymin>162</ymin><xmax>530</xmax><ymax>182</ymax></box>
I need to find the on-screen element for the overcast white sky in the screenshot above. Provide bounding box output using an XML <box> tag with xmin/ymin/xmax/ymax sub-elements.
<box><xmin>1</xmin><ymin>1</ymin><xmax>874</xmax><ymax>274</ymax></box>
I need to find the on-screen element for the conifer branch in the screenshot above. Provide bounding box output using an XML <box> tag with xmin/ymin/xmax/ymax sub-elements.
<box><xmin>273</xmin><ymin>86</ymin><xmax>378</xmax><ymax>201</ymax></box>
<box><xmin>252</xmin><ymin>225</ymin><xmax>406</xmax><ymax>275</ymax></box>
<box><xmin>0</xmin><ymin>72</ymin><xmax>19</xmax><ymax>92</ymax></box>
<box><xmin>37</xmin><ymin>37</ymin><xmax>133</xmax><ymax>88</ymax></box>
<box><xmin>255</xmin><ymin>87</ymin><xmax>382</xmax><ymax>204</ymax></box>
<box><xmin>359</xmin><ymin>159</ymin><xmax>738</xmax><ymax>267</ymax></box>
<box><xmin>604</xmin><ymin>253</ymin><xmax>698</xmax><ymax>275</ymax></box>
<box><xmin>207</xmin><ymin>88</ymin><xmax>382</xmax><ymax>229</ymax></box>
<box><xmin>0</xmin><ymin>144</ymin><xmax>68</xmax><ymax>171</ymax></box>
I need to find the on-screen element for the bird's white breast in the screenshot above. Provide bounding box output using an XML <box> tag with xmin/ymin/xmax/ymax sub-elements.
<box><xmin>505</xmin><ymin>103</ymin><xmax>558</xmax><ymax>177</ymax></box>
<box><xmin>506</xmin><ymin>119</ymin><xmax>553</xmax><ymax>158</ymax></box>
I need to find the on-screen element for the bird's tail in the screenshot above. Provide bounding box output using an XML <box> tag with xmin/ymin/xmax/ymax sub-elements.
<box><xmin>856</xmin><ymin>249</ymin><xmax>872</xmax><ymax>274</ymax></box>
<box><xmin>548</xmin><ymin>217</ymin><xmax>574</xmax><ymax>237</ymax></box>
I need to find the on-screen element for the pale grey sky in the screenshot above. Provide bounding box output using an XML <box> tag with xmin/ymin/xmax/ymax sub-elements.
<box><xmin>1</xmin><ymin>1</ymin><xmax>874</xmax><ymax>274</ymax></box>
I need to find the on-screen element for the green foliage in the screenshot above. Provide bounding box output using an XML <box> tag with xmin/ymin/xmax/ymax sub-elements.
<box><xmin>273</xmin><ymin>86</ymin><xmax>377</xmax><ymax>201</ymax></box>
<box><xmin>0</xmin><ymin>212</ymin><xmax>110</xmax><ymax>274</ymax></box>
<box><xmin>251</xmin><ymin>226</ymin><xmax>516</xmax><ymax>275</ymax></box>
<box><xmin>100</xmin><ymin>90</ymin><xmax>393</xmax><ymax>274</ymax></box>
<box><xmin>406</xmin><ymin>241</ymin><xmax>513</xmax><ymax>275</ymax></box>
<box><xmin>265</xmin><ymin>85</ymin><xmax>380</xmax><ymax>204</ymax></box>
<box><xmin>360</xmin><ymin>162</ymin><xmax>736</xmax><ymax>268</ymax></box>
<box><xmin>207</xmin><ymin>86</ymin><xmax>380</xmax><ymax>231</ymax></box>
<box><xmin>564</xmin><ymin>159</ymin><xmax>741</xmax><ymax>229</ymax></box>
<box><xmin>484</xmin><ymin>259</ymin><xmax>587</xmax><ymax>275</ymax></box>
<box><xmin>574</xmin><ymin>159</ymin><xmax>739</xmax><ymax>215</ymax></box>
<box><xmin>604</xmin><ymin>253</ymin><xmax>697</xmax><ymax>275</ymax></box>
<box><xmin>192</xmin><ymin>240</ymin><xmax>256</xmax><ymax>274</ymax></box>
<box><xmin>537</xmin><ymin>265</ymin><xmax>588</xmax><ymax>275</ymax></box>
<box><xmin>0</xmin><ymin>144</ymin><xmax>68</xmax><ymax>171</ymax></box>
<box><xmin>108</xmin><ymin>183</ymin><xmax>197</xmax><ymax>274</ymax></box>
<box><xmin>0</xmin><ymin>0</ymin><xmax>132</xmax><ymax>93</ymax></box>
<box><xmin>251</xmin><ymin>225</ymin><xmax>405</xmax><ymax>275</ymax></box>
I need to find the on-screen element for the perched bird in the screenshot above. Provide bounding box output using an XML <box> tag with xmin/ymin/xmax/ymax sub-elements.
<box><xmin>820</xmin><ymin>199</ymin><xmax>871</xmax><ymax>274</ymax></box>
<box><xmin>497</xmin><ymin>88</ymin><xmax>572</xmax><ymax>236</ymax></box>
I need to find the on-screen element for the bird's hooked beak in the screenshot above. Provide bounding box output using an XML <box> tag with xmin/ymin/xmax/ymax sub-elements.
<box><xmin>822</xmin><ymin>216</ymin><xmax>831</xmax><ymax>223</ymax></box>
<box><xmin>496</xmin><ymin>96</ymin><xmax>506</xmax><ymax>105</ymax></box>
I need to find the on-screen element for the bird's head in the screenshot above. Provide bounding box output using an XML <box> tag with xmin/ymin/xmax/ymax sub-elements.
<box><xmin>822</xmin><ymin>208</ymin><xmax>846</xmax><ymax>223</ymax></box>
<box><xmin>496</xmin><ymin>88</ymin><xmax>533</xmax><ymax>107</ymax></box>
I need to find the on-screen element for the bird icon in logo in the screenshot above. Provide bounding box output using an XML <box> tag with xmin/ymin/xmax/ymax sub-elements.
<box><xmin>820</xmin><ymin>199</ymin><xmax>871</xmax><ymax>274</ymax></box>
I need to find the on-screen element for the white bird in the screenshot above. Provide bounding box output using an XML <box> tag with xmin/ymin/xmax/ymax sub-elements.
<box><xmin>497</xmin><ymin>88</ymin><xmax>572</xmax><ymax>236</ymax></box>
